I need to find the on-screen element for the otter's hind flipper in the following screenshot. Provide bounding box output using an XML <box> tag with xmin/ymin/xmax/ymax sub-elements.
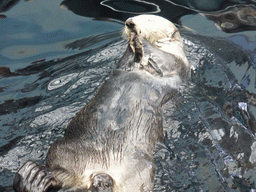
<box><xmin>14</xmin><ymin>161</ymin><xmax>57</xmax><ymax>192</ymax></box>
<box><xmin>13</xmin><ymin>161</ymin><xmax>75</xmax><ymax>192</ymax></box>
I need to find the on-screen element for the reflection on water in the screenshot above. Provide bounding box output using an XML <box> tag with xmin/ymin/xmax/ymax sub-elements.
<box><xmin>100</xmin><ymin>0</ymin><xmax>160</xmax><ymax>14</ymax></box>
<box><xmin>0</xmin><ymin>0</ymin><xmax>256</xmax><ymax>191</ymax></box>
<box><xmin>203</xmin><ymin>5</ymin><xmax>256</xmax><ymax>33</ymax></box>
<box><xmin>48</xmin><ymin>73</ymin><xmax>79</xmax><ymax>90</ymax></box>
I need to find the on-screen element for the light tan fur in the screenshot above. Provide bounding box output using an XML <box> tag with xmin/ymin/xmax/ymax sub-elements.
<box><xmin>123</xmin><ymin>14</ymin><xmax>189</xmax><ymax>70</ymax></box>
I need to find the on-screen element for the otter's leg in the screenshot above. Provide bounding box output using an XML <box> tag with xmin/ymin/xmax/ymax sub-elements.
<box><xmin>13</xmin><ymin>161</ymin><xmax>72</xmax><ymax>192</ymax></box>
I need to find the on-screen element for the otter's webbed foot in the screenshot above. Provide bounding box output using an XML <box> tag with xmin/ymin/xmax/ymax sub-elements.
<box><xmin>90</xmin><ymin>173</ymin><xmax>113</xmax><ymax>192</ymax></box>
<box><xmin>13</xmin><ymin>161</ymin><xmax>57</xmax><ymax>192</ymax></box>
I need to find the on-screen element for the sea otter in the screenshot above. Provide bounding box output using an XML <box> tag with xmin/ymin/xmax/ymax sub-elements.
<box><xmin>13</xmin><ymin>15</ymin><xmax>189</xmax><ymax>192</ymax></box>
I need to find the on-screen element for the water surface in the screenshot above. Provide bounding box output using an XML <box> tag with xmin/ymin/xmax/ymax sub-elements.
<box><xmin>0</xmin><ymin>0</ymin><xmax>256</xmax><ymax>191</ymax></box>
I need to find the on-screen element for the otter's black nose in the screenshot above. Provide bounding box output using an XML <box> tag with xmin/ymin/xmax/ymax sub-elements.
<box><xmin>125</xmin><ymin>18</ymin><xmax>135</xmax><ymax>29</ymax></box>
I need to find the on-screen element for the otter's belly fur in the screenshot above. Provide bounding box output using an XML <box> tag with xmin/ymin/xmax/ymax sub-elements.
<box><xmin>13</xmin><ymin>15</ymin><xmax>189</xmax><ymax>192</ymax></box>
<box><xmin>46</xmin><ymin>70</ymin><xmax>176</xmax><ymax>191</ymax></box>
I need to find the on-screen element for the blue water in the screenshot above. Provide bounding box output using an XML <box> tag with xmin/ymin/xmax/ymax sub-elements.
<box><xmin>0</xmin><ymin>0</ymin><xmax>256</xmax><ymax>191</ymax></box>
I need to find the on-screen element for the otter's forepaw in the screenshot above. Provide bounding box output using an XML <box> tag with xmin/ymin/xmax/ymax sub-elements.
<box><xmin>140</xmin><ymin>57</ymin><xmax>163</xmax><ymax>77</ymax></box>
<box><xmin>129</xmin><ymin>33</ymin><xmax>144</xmax><ymax>63</ymax></box>
<box><xmin>13</xmin><ymin>161</ymin><xmax>55</xmax><ymax>192</ymax></box>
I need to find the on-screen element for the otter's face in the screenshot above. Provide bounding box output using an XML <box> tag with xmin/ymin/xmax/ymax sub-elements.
<box><xmin>123</xmin><ymin>15</ymin><xmax>182</xmax><ymax>47</ymax></box>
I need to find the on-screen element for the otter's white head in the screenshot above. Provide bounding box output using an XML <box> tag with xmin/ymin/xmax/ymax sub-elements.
<box><xmin>123</xmin><ymin>14</ymin><xmax>189</xmax><ymax>68</ymax></box>
<box><xmin>123</xmin><ymin>15</ymin><xmax>181</xmax><ymax>46</ymax></box>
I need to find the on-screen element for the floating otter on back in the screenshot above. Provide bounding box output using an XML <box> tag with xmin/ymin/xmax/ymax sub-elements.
<box><xmin>14</xmin><ymin>15</ymin><xmax>190</xmax><ymax>192</ymax></box>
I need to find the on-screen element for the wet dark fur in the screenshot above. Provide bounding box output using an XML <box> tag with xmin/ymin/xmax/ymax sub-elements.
<box><xmin>14</xmin><ymin>33</ymin><xmax>188</xmax><ymax>192</ymax></box>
